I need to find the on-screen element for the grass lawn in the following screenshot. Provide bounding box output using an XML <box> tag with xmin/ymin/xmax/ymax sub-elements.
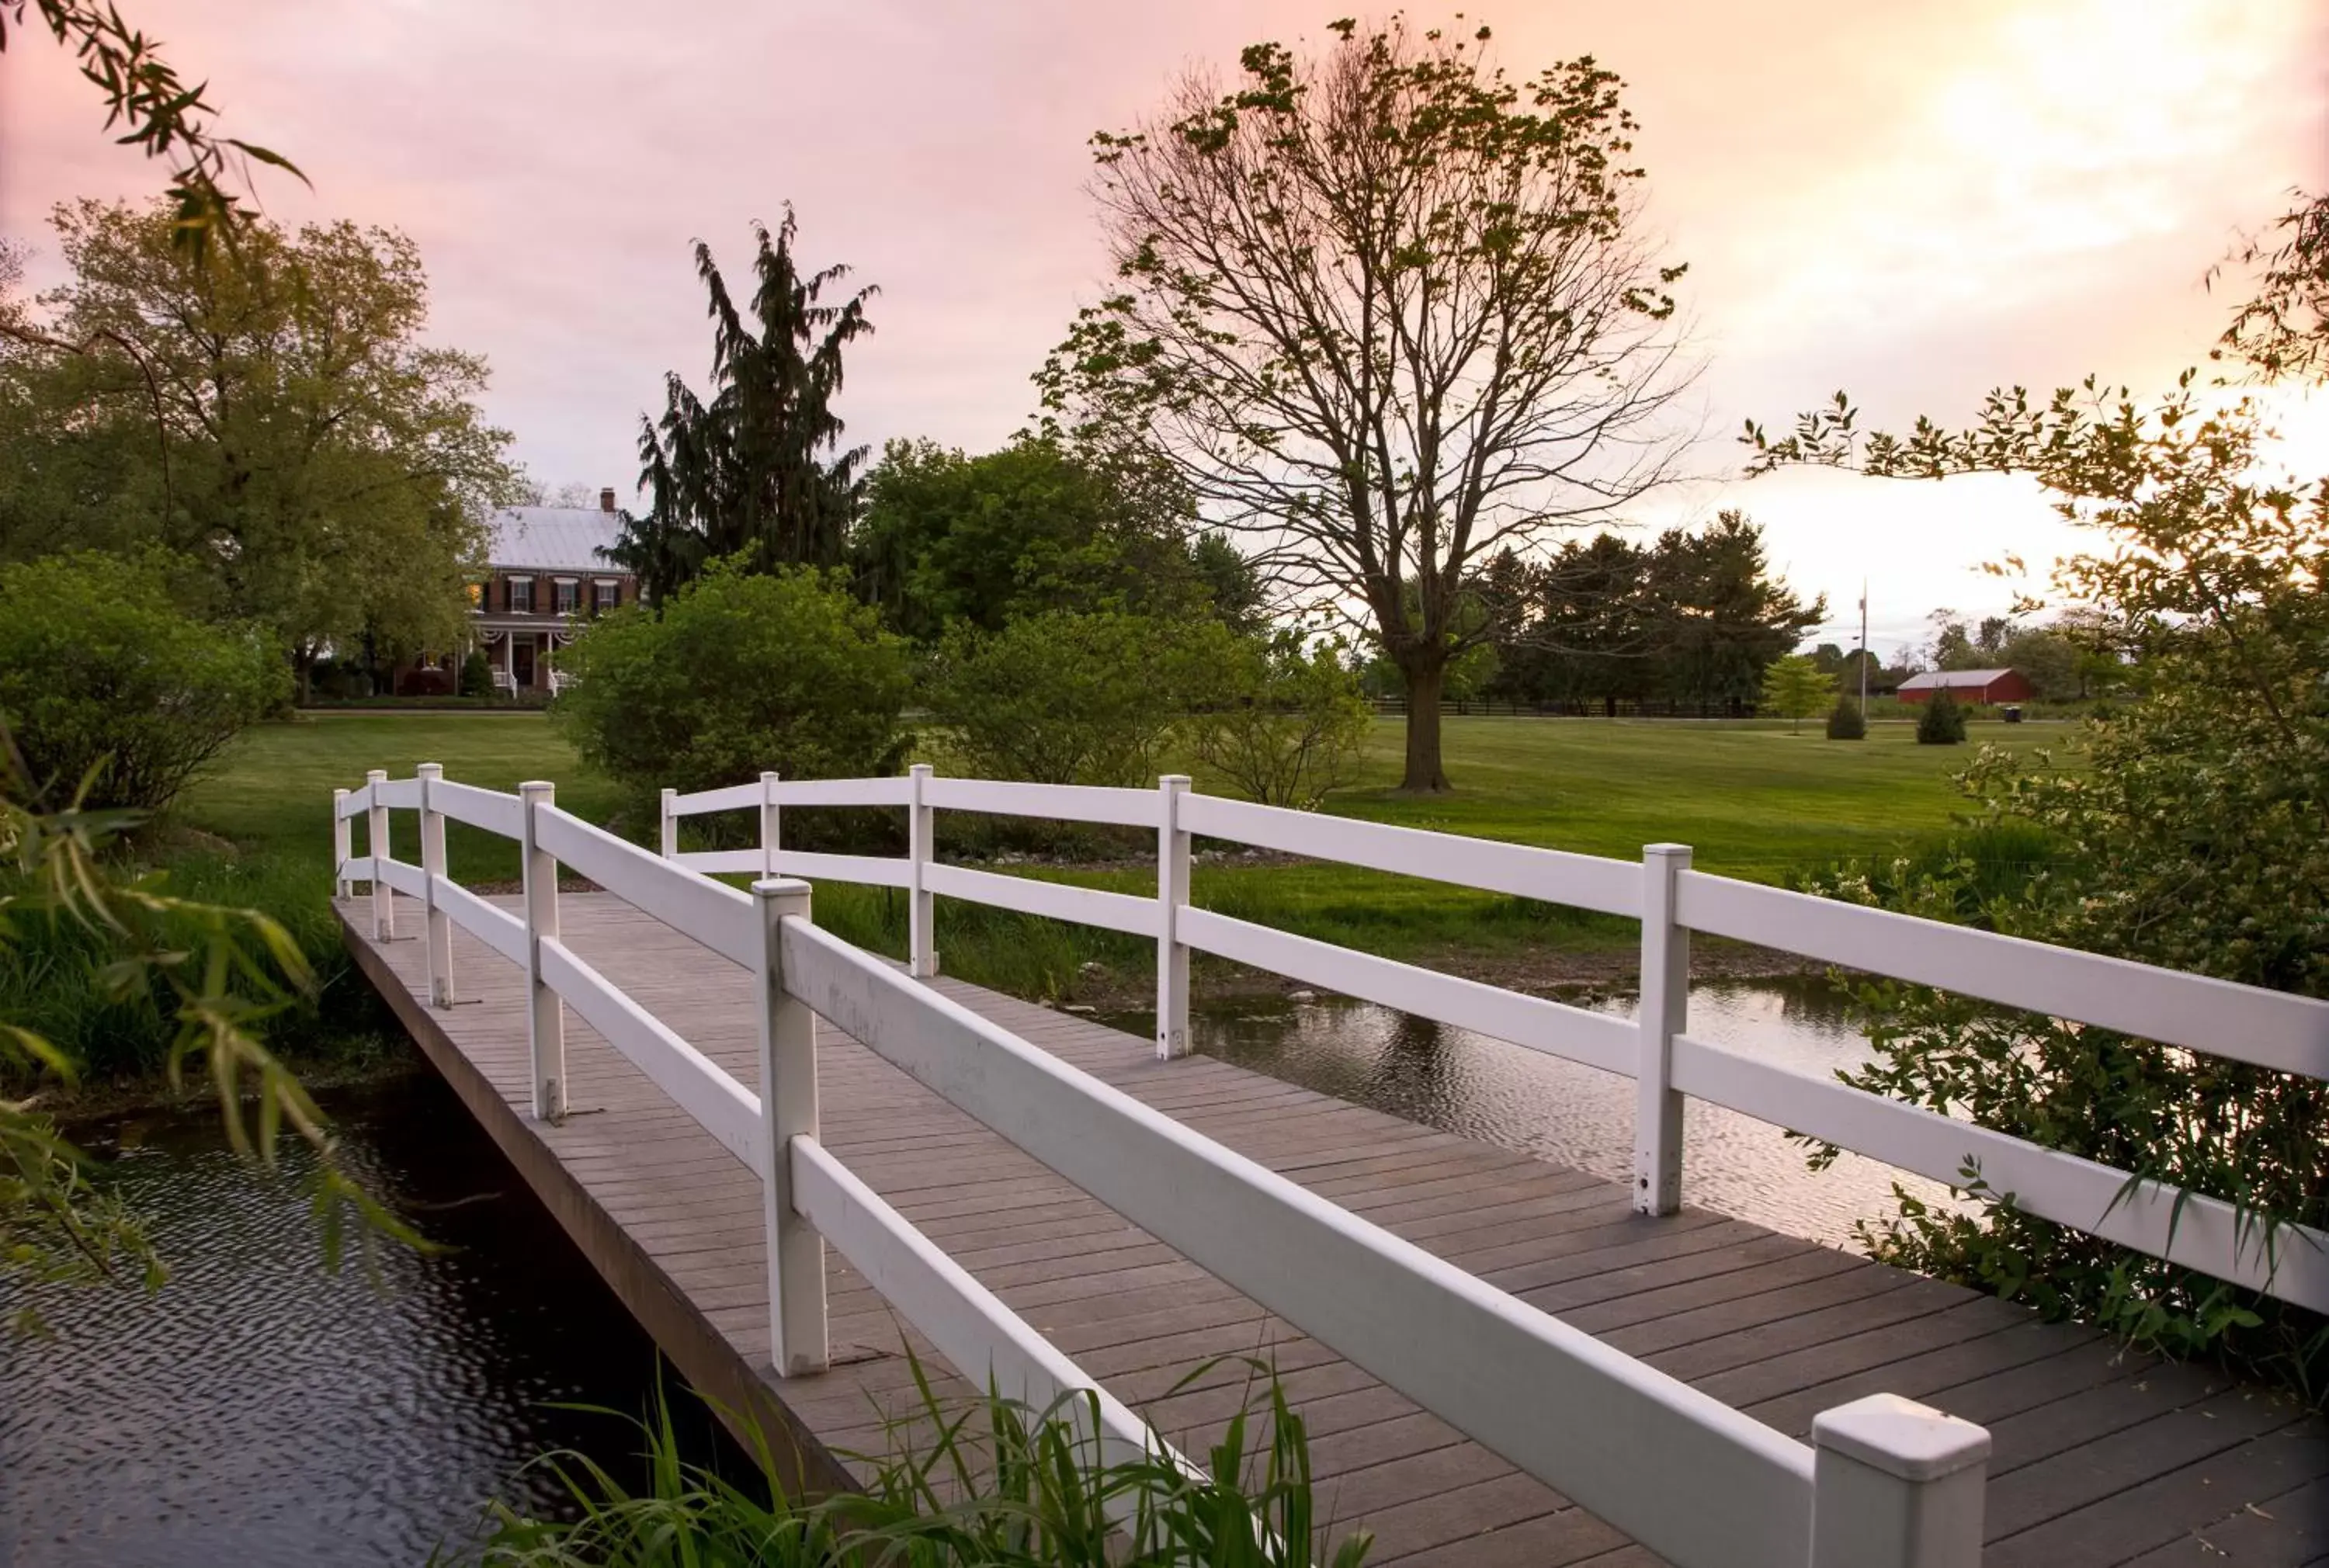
<box><xmin>1331</xmin><ymin>716</ymin><xmax>2063</xmax><ymax>873</ymax></box>
<box><xmin>161</xmin><ymin>710</ymin><xmax>2067</xmax><ymax>1011</ymax></box>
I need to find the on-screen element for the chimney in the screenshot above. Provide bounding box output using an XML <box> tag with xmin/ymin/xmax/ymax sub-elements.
<box><xmin>599</xmin><ymin>487</ymin><xmax>617</xmax><ymax>513</ymax></box>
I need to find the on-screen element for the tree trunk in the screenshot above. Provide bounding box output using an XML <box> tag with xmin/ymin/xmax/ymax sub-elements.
<box><xmin>1400</xmin><ymin>659</ymin><xmax>1452</xmax><ymax>793</ymax></box>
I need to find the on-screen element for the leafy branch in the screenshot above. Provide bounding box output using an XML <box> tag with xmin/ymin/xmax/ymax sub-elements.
<box><xmin>1</xmin><ymin>717</ymin><xmax>423</xmax><ymax>1333</ymax></box>
<box><xmin>0</xmin><ymin>0</ymin><xmax>307</xmax><ymax>258</ymax></box>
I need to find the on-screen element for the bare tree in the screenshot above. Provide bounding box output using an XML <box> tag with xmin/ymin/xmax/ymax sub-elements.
<box><xmin>1040</xmin><ymin>19</ymin><xmax>1692</xmax><ymax>790</ymax></box>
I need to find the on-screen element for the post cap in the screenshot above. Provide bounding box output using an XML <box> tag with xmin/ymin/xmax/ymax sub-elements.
<box><xmin>518</xmin><ymin>779</ymin><xmax>555</xmax><ymax>798</ymax></box>
<box><xmin>1813</xmin><ymin>1393</ymin><xmax>1991</xmax><ymax>1482</ymax></box>
<box><xmin>366</xmin><ymin>768</ymin><xmax>388</xmax><ymax>782</ymax></box>
<box><xmin>416</xmin><ymin>761</ymin><xmax>443</xmax><ymax>778</ymax></box>
<box><xmin>909</xmin><ymin>762</ymin><xmax>933</xmax><ymax>776</ymax></box>
<box><xmin>1643</xmin><ymin>841</ymin><xmax>1692</xmax><ymax>859</ymax></box>
<box><xmin>761</xmin><ymin>769</ymin><xmax>781</xmax><ymax>783</ymax></box>
<box><xmin>1159</xmin><ymin>773</ymin><xmax>1192</xmax><ymax>787</ymax></box>
<box><xmin>751</xmin><ymin>876</ymin><xmax>813</xmax><ymax>902</ymax></box>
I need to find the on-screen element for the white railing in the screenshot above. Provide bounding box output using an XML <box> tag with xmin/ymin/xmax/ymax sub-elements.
<box><xmin>332</xmin><ymin>761</ymin><xmax>2329</xmax><ymax>1568</ymax></box>
<box><xmin>645</xmin><ymin>764</ymin><xmax>2329</xmax><ymax>1316</ymax></box>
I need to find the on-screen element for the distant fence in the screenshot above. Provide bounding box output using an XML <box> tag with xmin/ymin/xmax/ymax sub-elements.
<box><xmin>333</xmin><ymin>762</ymin><xmax>2329</xmax><ymax>1568</ymax></box>
<box><xmin>1367</xmin><ymin>696</ymin><xmax>1908</xmax><ymax>718</ymax></box>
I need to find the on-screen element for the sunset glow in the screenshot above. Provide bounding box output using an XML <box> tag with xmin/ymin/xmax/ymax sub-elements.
<box><xmin>5</xmin><ymin>0</ymin><xmax>2322</xmax><ymax>651</ymax></box>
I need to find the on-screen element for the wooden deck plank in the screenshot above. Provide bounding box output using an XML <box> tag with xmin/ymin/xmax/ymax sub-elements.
<box><xmin>340</xmin><ymin>891</ymin><xmax>2329</xmax><ymax>1565</ymax></box>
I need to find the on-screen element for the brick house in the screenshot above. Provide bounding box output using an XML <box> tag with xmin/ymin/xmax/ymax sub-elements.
<box><xmin>470</xmin><ymin>489</ymin><xmax>637</xmax><ymax>696</ymax></box>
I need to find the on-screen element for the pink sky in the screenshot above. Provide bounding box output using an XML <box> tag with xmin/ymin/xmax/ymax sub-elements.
<box><xmin>5</xmin><ymin>0</ymin><xmax>2325</xmax><ymax>653</ymax></box>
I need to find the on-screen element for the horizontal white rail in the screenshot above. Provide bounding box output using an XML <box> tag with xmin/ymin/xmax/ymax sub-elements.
<box><xmin>1674</xmin><ymin>872</ymin><xmax>2329</xmax><ymax>1081</ymax></box>
<box><xmin>774</xmin><ymin>775</ymin><xmax>915</xmax><ymax>808</ymax></box>
<box><xmin>924</xmin><ymin>862</ymin><xmax>1161</xmax><ymax>939</ymax></box>
<box><xmin>670</xmin><ymin>776</ymin><xmax>922</xmax><ymax>814</ymax></box>
<box><xmin>1671</xmin><ymin>1036</ymin><xmax>2329</xmax><ymax>1312</ymax></box>
<box><xmin>773</xmin><ymin>850</ymin><xmax>913</xmax><ymax>889</ymax></box>
<box><xmin>668</xmin><ymin>780</ymin><xmax>765</xmax><ymax>815</ymax></box>
<box><xmin>789</xmin><ymin>1133</ymin><xmax>1177</xmax><ymax>1476</ymax></box>
<box><xmin>372</xmin><ymin>777</ymin><xmax>423</xmax><ymax>810</ymax></box>
<box><xmin>923</xmin><ymin>775</ymin><xmax>1158</xmax><ymax>828</ymax></box>
<box><xmin>675</xmin><ymin>848</ymin><xmax>915</xmax><ymax>889</ymax></box>
<box><xmin>674</xmin><ymin>849</ymin><xmax>764</xmax><ymax>876</ymax></box>
<box><xmin>1178</xmin><ymin>907</ymin><xmax>1640</xmax><ymax>1078</ymax></box>
<box><xmin>338</xmin><ymin>855</ymin><xmax>377</xmax><ymax>884</ymax></box>
<box><xmin>776</xmin><ymin>916</ymin><xmax>1814</xmax><ymax>1568</ymax></box>
<box><xmin>335</xmin><ymin>786</ymin><xmax>373</xmax><ymax>820</ymax></box>
<box><xmin>375</xmin><ymin>856</ymin><xmax>427</xmax><ymax>900</ymax></box>
<box><xmin>534</xmin><ymin>805</ymin><xmax>757</xmax><ymax>970</ymax></box>
<box><xmin>1179</xmin><ymin>793</ymin><xmax>1643</xmax><ymax>918</ymax></box>
<box><xmin>431</xmin><ymin>875</ymin><xmax>529</xmax><ymax>966</ymax></box>
<box><xmin>537</xmin><ymin>935</ymin><xmax>763</xmax><ymax>1166</ymax></box>
<box><xmin>429</xmin><ymin>779</ymin><xmax>524</xmax><ymax>839</ymax></box>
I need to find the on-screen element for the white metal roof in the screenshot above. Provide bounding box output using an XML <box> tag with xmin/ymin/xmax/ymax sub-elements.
<box><xmin>1898</xmin><ymin>668</ymin><xmax>2015</xmax><ymax>690</ymax></box>
<box><xmin>486</xmin><ymin>507</ymin><xmax>629</xmax><ymax>574</ymax></box>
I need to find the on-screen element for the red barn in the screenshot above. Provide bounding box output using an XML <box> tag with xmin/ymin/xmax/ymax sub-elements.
<box><xmin>1897</xmin><ymin>668</ymin><xmax>2034</xmax><ymax>705</ymax></box>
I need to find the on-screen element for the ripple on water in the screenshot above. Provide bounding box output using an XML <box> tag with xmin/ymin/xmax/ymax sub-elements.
<box><xmin>0</xmin><ymin>1074</ymin><xmax>710</xmax><ymax>1568</ymax></box>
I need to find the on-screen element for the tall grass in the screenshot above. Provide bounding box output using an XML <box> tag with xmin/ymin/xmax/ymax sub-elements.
<box><xmin>466</xmin><ymin>1359</ymin><xmax>1368</xmax><ymax>1568</ymax></box>
<box><xmin>0</xmin><ymin>841</ymin><xmax>398</xmax><ymax>1087</ymax></box>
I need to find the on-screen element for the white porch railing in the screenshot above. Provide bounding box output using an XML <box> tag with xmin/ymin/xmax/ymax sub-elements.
<box><xmin>334</xmin><ymin>763</ymin><xmax>2329</xmax><ymax>1568</ymax></box>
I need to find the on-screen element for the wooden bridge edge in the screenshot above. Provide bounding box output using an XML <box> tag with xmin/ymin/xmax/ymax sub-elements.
<box><xmin>338</xmin><ymin>909</ymin><xmax>862</xmax><ymax>1501</ymax></box>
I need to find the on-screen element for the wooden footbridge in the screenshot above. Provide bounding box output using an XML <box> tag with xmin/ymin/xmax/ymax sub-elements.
<box><xmin>335</xmin><ymin>765</ymin><xmax>2329</xmax><ymax>1566</ymax></box>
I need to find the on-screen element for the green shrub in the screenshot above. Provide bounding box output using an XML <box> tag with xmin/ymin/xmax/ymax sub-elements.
<box><xmin>1187</xmin><ymin>633</ymin><xmax>1371</xmax><ymax>808</ymax></box>
<box><xmin>554</xmin><ymin>559</ymin><xmax>911</xmax><ymax>825</ymax></box>
<box><xmin>0</xmin><ymin>551</ymin><xmax>285</xmax><ymax>812</ymax></box>
<box><xmin>923</xmin><ymin>611</ymin><xmax>1224</xmax><ymax>786</ymax></box>
<box><xmin>1824</xmin><ymin>696</ymin><xmax>1867</xmax><ymax>740</ymax></box>
<box><xmin>458</xmin><ymin>650</ymin><xmax>493</xmax><ymax>698</ymax></box>
<box><xmin>1914</xmin><ymin>689</ymin><xmax>1966</xmax><ymax>744</ymax></box>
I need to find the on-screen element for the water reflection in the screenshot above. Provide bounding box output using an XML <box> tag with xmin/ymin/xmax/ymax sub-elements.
<box><xmin>1105</xmin><ymin>977</ymin><xmax>1952</xmax><ymax>1247</ymax></box>
<box><xmin>0</xmin><ymin>1072</ymin><xmax>710</xmax><ymax>1568</ymax></box>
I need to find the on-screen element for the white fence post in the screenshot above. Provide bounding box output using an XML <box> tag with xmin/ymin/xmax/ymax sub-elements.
<box><xmin>1634</xmin><ymin>842</ymin><xmax>1690</xmax><ymax>1215</ymax></box>
<box><xmin>332</xmin><ymin>789</ymin><xmax>352</xmax><ymax>899</ymax></box>
<box><xmin>659</xmin><ymin>786</ymin><xmax>678</xmax><ymax>860</ymax></box>
<box><xmin>754</xmin><ymin>876</ymin><xmax>828</xmax><ymax>1375</ymax></box>
<box><xmin>760</xmin><ymin>770</ymin><xmax>781</xmax><ymax>879</ymax></box>
<box><xmin>519</xmin><ymin>780</ymin><xmax>566</xmax><ymax>1122</ymax></box>
<box><xmin>908</xmin><ymin>763</ymin><xmax>936</xmax><ymax>978</ymax></box>
<box><xmin>1810</xmin><ymin>1393</ymin><xmax>1990</xmax><ymax>1568</ymax></box>
<box><xmin>1156</xmin><ymin>774</ymin><xmax>1192</xmax><ymax>1060</ymax></box>
<box><xmin>417</xmin><ymin>762</ymin><xmax>454</xmax><ymax>1007</ymax></box>
<box><xmin>366</xmin><ymin>768</ymin><xmax>394</xmax><ymax>940</ymax></box>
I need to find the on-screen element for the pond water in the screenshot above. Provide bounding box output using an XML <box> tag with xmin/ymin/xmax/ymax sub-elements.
<box><xmin>1102</xmin><ymin>977</ymin><xmax>1954</xmax><ymax>1248</ymax></box>
<box><xmin>0</xmin><ymin>1073</ymin><xmax>707</xmax><ymax>1568</ymax></box>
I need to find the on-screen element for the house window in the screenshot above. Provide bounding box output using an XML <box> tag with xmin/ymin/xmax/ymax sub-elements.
<box><xmin>508</xmin><ymin>577</ymin><xmax>535</xmax><ymax>613</ymax></box>
<box><xmin>593</xmin><ymin>579</ymin><xmax>620</xmax><ymax>612</ymax></box>
<box><xmin>554</xmin><ymin>579</ymin><xmax>579</xmax><ymax>615</ymax></box>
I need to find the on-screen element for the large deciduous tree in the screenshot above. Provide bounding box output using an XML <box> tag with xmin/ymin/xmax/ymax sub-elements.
<box><xmin>0</xmin><ymin>199</ymin><xmax>518</xmax><ymax>695</ymax></box>
<box><xmin>623</xmin><ymin>209</ymin><xmax>874</xmax><ymax>596</ymax></box>
<box><xmin>1039</xmin><ymin>18</ymin><xmax>1692</xmax><ymax>791</ymax></box>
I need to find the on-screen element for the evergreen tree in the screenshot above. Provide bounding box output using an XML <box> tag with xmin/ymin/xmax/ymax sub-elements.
<box><xmin>1916</xmin><ymin>688</ymin><xmax>1968</xmax><ymax>744</ymax></box>
<box><xmin>1650</xmin><ymin>512</ymin><xmax>1827</xmax><ymax>716</ymax></box>
<box><xmin>623</xmin><ymin>210</ymin><xmax>874</xmax><ymax>598</ymax></box>
<box><xmin>1824</xmin><ymin>695</ymin><xmax>1868</xmax><ymax>740</ymax></box>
